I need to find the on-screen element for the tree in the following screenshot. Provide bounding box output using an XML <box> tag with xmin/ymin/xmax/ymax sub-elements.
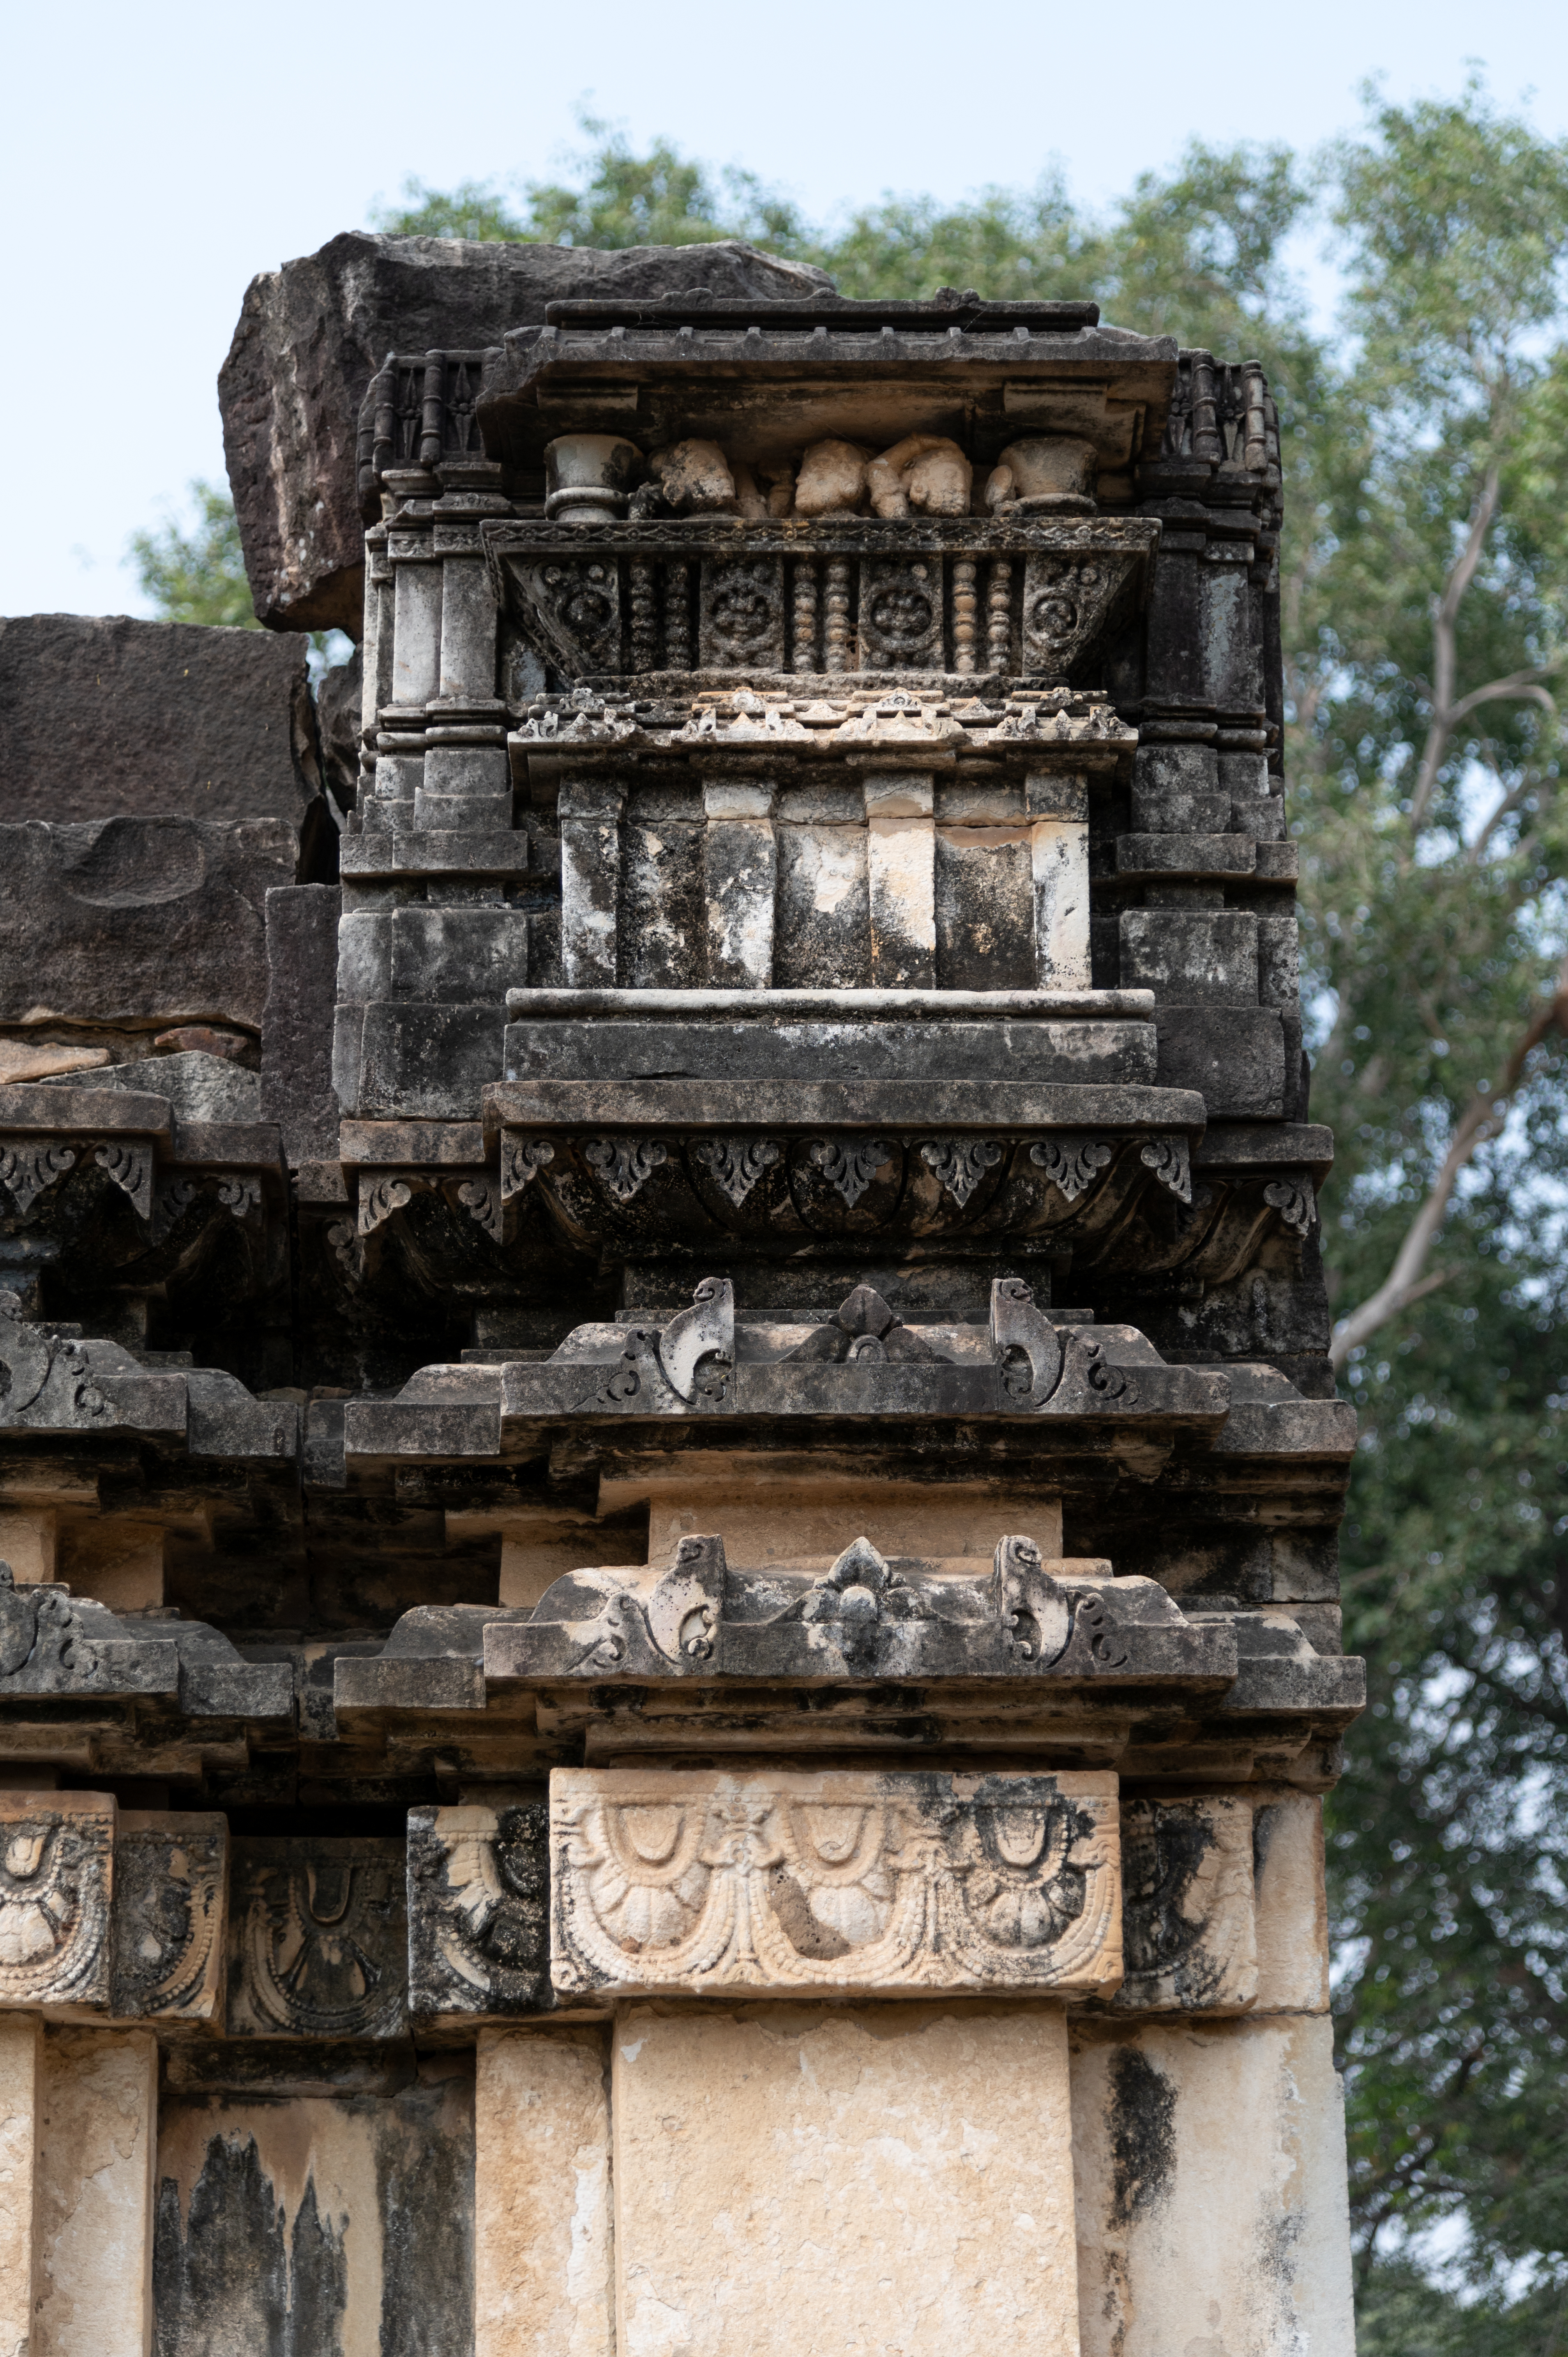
<box><xmin>128</xmin><ymin>478</ymin><xmax>259</xmax><ymax>628</ymax></box>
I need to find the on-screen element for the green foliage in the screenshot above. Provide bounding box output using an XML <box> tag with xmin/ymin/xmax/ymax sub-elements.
<box><xmin>128</xmin><ymin>479</ymin><xmax>258</xmax><ymax>629</ymax></box>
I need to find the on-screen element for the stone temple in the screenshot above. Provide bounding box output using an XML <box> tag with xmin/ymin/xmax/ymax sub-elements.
<box><xmin>0</xmin><ymin>232</ymin><xmax>1359</xmax><ymax>2354</ymax></box>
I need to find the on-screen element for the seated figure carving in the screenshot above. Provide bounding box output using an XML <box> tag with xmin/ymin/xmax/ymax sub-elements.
<box><xmin>793</xmin><ymin>438</ymin><xmax>874</xmax><ymax>517</ymax></box>
<box><xmin>867</xmin><ymin>434</ymin><xmax>973</xmax><ymax>518</ymax></box>
<box><xmin>985</xmin><ymin>435</ymin><xmax>1099</xmax><ymax>514</ymax></box>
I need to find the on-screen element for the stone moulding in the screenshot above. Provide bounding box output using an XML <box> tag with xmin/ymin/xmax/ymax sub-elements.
<box><xmin>548</xmin><ymin>1765</ymin><xmax>1123</xmax><ymax>1999</ymax></box>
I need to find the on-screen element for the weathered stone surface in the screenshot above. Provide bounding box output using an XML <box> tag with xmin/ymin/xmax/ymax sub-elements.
<box><xmin>408</xmin><ymin>1802</ymin><xmax>549</xmax><ymax>2023</ymax></box>
<box><xmin>226</xmin><ymin>1838</ymin><xmax>407</xmax><ymax>2039</ymax></box>
<box><xmin>109</xmin><ymin>1813</ymin><xmax>227</xmax><ymax>2025</ymax></box>
<box><xmin>35</xmin><ymin>2029</ymin><xmax>156</xmax><ymax>2357</ymax></box>
<box><xmin>0</xmin><ymin>1792</ymin><xmax>115</xmax><ymax>2013</ymax></box>
<box><xmin>551</xmin><ymin>1767</ymin><xmax>1122</xmax><ymax>1998</ymax></box>
<box><xmin>0</xmin><ymin>818</ymin><xmax>298</xmax><ymax>1030</ymax></box>
<box><xmin>1252</xmin><ymin>1789</ymin><xmax>1330</xmax><ymax>2012</ymax></box>
<box><xmin>1116</xmin><ymin>1795</ymin><xmax>1256</xmax><ymax>2012</ymax></box>
<box><xmin>612</xmin><ymin>2002</ymin><xmax>1082</xmax><ymax>2357</ymax></box>
<box><xmin>0</xmin><ymin>2011</ymin><xmax>42</xmax><ymax>2348</ymax></box>
<box><xmin>0</xmin><ymin>616</ymin><xmax>320</xmax><ymax>825</ymax></box>
<box><xmin>154</xmin><ymin>2063</ymin><xmax>474</xmax><ymax>2355</ymax></box>
<box><xmin>1070</xmin><ymin>2014</ymin><xmax>1356</xmax><ymax>2357</ymax></box>
<box><xmin>261</xmin><ymin>883</ymin><xmax>342</xmax><ymax>1163</ymax></box>
<box><xmin>221</xmin><ymin>234</ymin><xmax>832</xmax><ymax>633</ymax></box>
<box><xmin>475</xmin><ymin>2028</ymin><xmax>612</xmax><ymax>2357</ymax></box>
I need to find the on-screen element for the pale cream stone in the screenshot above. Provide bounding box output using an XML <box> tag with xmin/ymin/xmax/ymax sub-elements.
<box><xmin>34</xmin><ymin>2030</ymin><xmax>156</xmax><ymax>2357</ymax></box>
<box><xmin>649</xmin><ymin>441</ymin><xmax>736</xmax><ymax>514</ymax></box>
<box><xmin>475</xmin><ymin>2028</ymin><xmax>613</xmax><ymax>2357</ymax></box>
<box><xmin>1031</xmin><ymin>818</ymin><xmax>1091</xmax><ymax>988</ymax></box>
<box><xmin>1070</xmin><ymin>2013</ymin><xmax>1355</xmax><ymax>2357</ymax></box>
<box><xmin>0</xmin><ymin>1509</ymin><xmax>57</xmax><ymax>1586</ymax></box>
<box><xmin>867</xmin><ymin>812</ymin><xmax>937</xmax><ymax>988</ymax></box>
<box><xmin>0</xmin><ymin>1793</ymin><xmax>115</xmax><ymax>2015</ymax></box>
<box><xmin>612</xmin><ymin>1461</ymin><xmax>1065</xmax><ymax>1566</ymax></box>
<box><xmin>613</xmin><ymin>2001</ymin><xmax>1081</xmax><ymax>2357</ymax></box>
<box><xmin>793</xmin><ymin>439</ymin><xmax>871</xmax><ymax>518</ymax></box>
<box><xmin>0</xmin><ymin>1043</ymin><xmax>110</xmax><ymax>1086</ymax></box>
<box><xmin>0</xmin><ymin>2012</ymin><xmax>42</xmax><ymax>2357</ymax></box>
<box><xmin>985</xmin><ymin>436</ymin><xmax>1098</xmax><ymax>512</ymax></box>
<box><xmin>1252</xmin><ymin>1790</ymin><xmax>1330</xmax><ymax>2012</ymax></box>
<box><xmin>868</xmin><ymin>433</ymin><xmax>973</xmax><ymax>518</ymax></box>
<box><xmin>551</xmin><ymin>1768</ymin><xmax>1121</xmax><ymax>1999</ymax></box>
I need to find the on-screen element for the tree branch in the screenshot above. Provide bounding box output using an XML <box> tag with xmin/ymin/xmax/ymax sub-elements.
<box><xmin>1330</xmin><ymin>955</ymin><xmax>1568</xmax><ymax>1370</ymax></box>
<box><xmin>1406</xmin><ymin>466</ymin><xmax>1502</xmax><ymax>834</ymax></box>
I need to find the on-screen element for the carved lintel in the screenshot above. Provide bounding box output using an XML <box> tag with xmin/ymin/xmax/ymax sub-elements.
<box><xmin>0</xmin><ymin>1139</ymin><xmax>76</xmax><ymax>1215</ymax></box>
<box><xmin>990</xmin><ymin>1276</ymin><xmax>1064</xmax><ymax>1405</ymax></box>
<box><xmin>1140</xmin><ymin>1136</ymin><xmax>1192</xmax><ymax>1204</ymax></box>
<box><xmin>919</xmin><ymin>1137</ymin><xmax>1003</xmax><ymax>1208</ymax></box>
<box><xmin>228</xmin><ymin>1837</ymin><xmax>408</xmax><ymax>2040</ymax></box>
<box><xmin>1029</xmin><ymin>1136</ymin><xmax>1114</xmax><ymax>1203</ymax></box>
<box><xmin>584</xmin><ymin>1137</ymin><xmax>668</xmax><ymax>1203</ymax></box>
<box><xmin>500</xmin><ymin>1133</ymin><xmax>555</xmax><ymax>1201</ymax></box>
<box><xmin>95</xmin><ymin>1141</ymin><xmax>154</xmax><ymax>1221</ymax></box>
<box><xmin>1116</xmin><ymin>1796</ymin><xmax>1257</xmax><ymax>2012</ymax></box>
<box><xmin>456</xmin><ymin>1176</ymin><xmax>505</xmax><ymax>1241</ymax></box>
<box><xmin>110</xmin><ymin>1813</ymin><xmax>228</xmax><ymax>2023</ymax></box>
<box><xmin>407</xmin><ymin>1804</ymin><xmax>551</xmax><ymax>2023</ymax></box>
<box><xmin>658</xmin><ymin>1277</ymin><xmax>735</xmax><ymax>1404</ymax></box>
<box><xmin>549</xmin><ymin>1767</ymin><xmax>1123</xmax><ymax>1999</ymax></box>
<box><xmin>0</xmin><ymin>1791</ymin><xmax>115</xmax><ymax>2011</ymax></box>
<box><xmin>807</xmin><ymin>1138</ymin><xmax>894</xmax><ymax>1208</ymax></box>
<box><xmin>690</xmin><ymin>1136</ymin><xmax>782</xmax><ymax>1208</ymax></box>
<box><xmin>1263</xmin><ymin>1177</ymin><xmax>1316</xmax><ymax>1237</ymax></box>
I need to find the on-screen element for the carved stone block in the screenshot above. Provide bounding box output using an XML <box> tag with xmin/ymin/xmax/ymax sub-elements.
<box><xmin>408</xmin><ymin>1803</ymin><xmax>551</xmax><ymax>2023</ymax></box>
<box><xmin>1116</xmin><ymin>1795</ymin><xmax>1257</xmax><ymax>2012</ymax></box>
<box><xmin>550</xmin><ymin>1767</ymin><xmax>1121</xmax><ymax>2000</ymax></box>
<box><xmin>110</xmin><ymin>1811</ymin><xmax>228</xmax><ymax>2024</ymax></box>
<box><xmin>227</xmin><ymin>1838</ymin><xmax>407</xmax><ymax>2039</ymax></box>
<box><xmin>0</xmin><ymin>1790</ymin><xmax>114</xmax><ymax>2012</ymax></box>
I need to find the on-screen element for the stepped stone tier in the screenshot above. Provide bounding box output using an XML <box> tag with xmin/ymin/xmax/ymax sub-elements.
<box><xmin>0</xmin><ymin>238</ymin><xmax>1356</xmax><ymax>2356</ymax></box>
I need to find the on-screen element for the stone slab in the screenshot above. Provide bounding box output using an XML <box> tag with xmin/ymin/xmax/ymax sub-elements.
<box><xmin>109</xmin><ymin>1813</ymin><xmax>228</xmax><ymax>2026</ymax></box>
<box><xmin>35</xmin><ymin>2029</ymin><xmax>156</xmax><ymax>2357</ymax></box>
<box><xmin>1070</xmin><ymin>2013</ymin><xmax>1355</xmax><ymax>2357</ymax></box>
<box><xmin>475</xmin><ymin>2028</ymin><xmax>612</xmax><ymax>2357</ymax></box>
<box><xmin>1251</xmin><ymin>1790</ymin><xmax>1329</xmax><ymax>2012</ymax></box>
<box><xmin>0</xmin><ymin>615</ymin><xmax>319</xmax><ymax>825</ymax></box>
<box><xmin>226</xmin><ymin>1838</ymin><xmax>407</xmax><ymax>2039</ymax></box>
<box><xmin>503</xmin><ymin>1018</ymin><xmax>1157</xmax><ymax>1087</ymax></box>
<box><xmin>550</xmin><ymin>1767</ymin><xmax>1122</xmax><ymax>1999</ymax></box>
<box><xmin>0</xmin><ymin>819</ymin><xmax>298</xmax><ymax>1030</ymax></box>
<box><xmin>612</xmin><ymin>2001</ymin><xmax>1082</xmax><ymax>2357</ymax></box>
<box><xmin>261</xmin><ymin>884</ymin><xmax>342</xmax><ymax>1165</ymax></box>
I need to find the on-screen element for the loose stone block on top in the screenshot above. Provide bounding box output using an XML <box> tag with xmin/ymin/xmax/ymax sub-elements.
<box><xmin>550</xmin><ymin>1767</ymin><xmax>1122</xmax><ymax>1999</ymax></box>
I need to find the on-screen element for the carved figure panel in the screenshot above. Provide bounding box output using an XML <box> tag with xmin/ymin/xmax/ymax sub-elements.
<box><xmin>856</xmin><ymin>557</ymin><xmax>945</xmax><ymax>669</ymax></box>
<box><xmin>0</xmin><ymin>1790</ymin><xmax>114</xmax><ymax>2011</ymax></box>
<box><xmin>110</xmin><ymin>1811</ymin><xmax>228</xmax><ymax>2023</ymax></box>
<box><xmin>407</xmin><ymin>1802</ymin><xmax>550</xmax><ymax>2022</ymax></box>
<box><xmin>1116</xmin><ymin>1795</ymin><xmax>1257</xmax><ymax>2012</ymax></box>
<box><xmin>698</xmin><ymin>557</ymin><xmax>786</xmax><ymax>671</ymax></box>
<box><xmin>228</xmin><ymin>1838</ymin><xmax>407</xmax><ymax>2040</ymax></box>
<box><xmin>550</xmin><ymin>1767</ymin><xmax>1122</xmax><ymax>1998</ymax></box>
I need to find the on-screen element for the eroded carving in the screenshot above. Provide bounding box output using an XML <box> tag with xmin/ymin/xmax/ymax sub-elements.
<box><xmin>500</xmin><ymin>1134</ymin><xmax>555</xmax><ymax>1200</ymax></box>
<box><xmin>1117</xmin><ymin>1796</ymin><xmax>1257</xmax><ymax>2012</ymax></box>
<box><xmin>0</xmin><ymin>1140</ymin><xmax>76</xmax><ymax>1214</ymax></box>
<box><xmin>110</xmin><ymin>1812</ymin><xmax>227</xmax><ymax>2022</ymax></box>
<box><xmin>407</xmin><ymin>1803</ymin><xmax>550</xmax><ymax>2021</ymax></box>
<box><xmin>583</xmin><ymin>1137</ymin><xmax>668</xmax><ymax>1203</ymax></box>
<box><xmin>0</xmin><ymin>1793</ymin><xmax>114</xmax><ymax>2010</ymax></box>
<box><xmin>457</xmin><ymin>1177</ymin><xmax>505</xmax><ymax>1240</ymax></box>
<box><xmin>1264</xmin><ymin>1178</ymin><xmax>1316</xmax><ymax>1237</ymax></box>
<box><xmin>229</xmin><ymin>1838</ymin><xmax>407</xmax><ymax>2039</ymax></box>
<box><xmin>807</xmin><ymin>1138</ymin><xmax>894</xmax><ymax>1208</ymax></box>
<box><xmin>1030</xmin><ymin>1136</ymin><xmax>1114</xmax><ymax>1203</ymax></box>
<box><xmin>550</xmin><ymin>1767</ymin><xmax>1122</xmax><ymax>1998</ymax></box>
<box><xmin>358</xmin><ymin>1173</ymin><xmax>414</xmax><ymax>1236</ymax></box>
<box><xmin>690</xmin><ymin>1136</ymin><xmax>782</xmax><ymax>1208</ymax></box>
<box><xmin>657</xmin><ymin>1277</ymin><xmax>735</xmax><ymax>1404</ymax></box>
<box><xmin>990</xmin><ymin>1277</ymin><xmax>1064</xmax><ymax>1405</ymax></box>
<box><xmin>95</xmin><ymin>1141</ymin><xmax>154</xmax><ymax>1220</ymax></box>
<box><xmin>1140</xmin><ymin>1136</ymin><xmax>1193</xmax><ymax>1204</ymax></box>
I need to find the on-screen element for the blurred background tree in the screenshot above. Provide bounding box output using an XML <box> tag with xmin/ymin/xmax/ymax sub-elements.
<box><xmin>139</xmin><ymin>94</ymin><xmax>1568</xmax><ymax>2348</ymax></box>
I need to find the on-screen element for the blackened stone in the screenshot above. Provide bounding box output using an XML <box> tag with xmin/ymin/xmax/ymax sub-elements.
<box><xmin>261</xmin><ymin>885</ymin><xmax>343</xmax><ymax>1164</ymax></box>
<box><xmin>0</xmin><ymin>819</ymin><xmax>298</xmax><ymax>1030</ymax></box>
<box><xmin>315</xmin><ymin>648</ymin><xmax>363</xmax><ymax>809</ymax></box>
<box><xmin>0</xmin><ymin>616</ymin><xmax>320</xmax><ymax>824</ymax></box>
<box><xmin>220</xmin><ymin>233</ymin><xmax>834</xmax><ymax>634</ymax></box>
<box><xmin>1154</xmin><ymin>1007</ymin><xmax>1285</xmax><ymax>1118</ymax></box>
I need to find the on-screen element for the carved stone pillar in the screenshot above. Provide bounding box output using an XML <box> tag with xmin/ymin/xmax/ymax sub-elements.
<box><xmin>863</xmin><ymin>772</ymin><xmax>936</xmax><ymax>989</ymax></box>
<box><xmin>702</xmin><ymin>782</ymin><xmax>776</xmax><ymax>988</ymax></box>
<box><xmin>474</xmin><ymin>2028</ymin><xmax>613</xmax><ymax>2357</ymax></box>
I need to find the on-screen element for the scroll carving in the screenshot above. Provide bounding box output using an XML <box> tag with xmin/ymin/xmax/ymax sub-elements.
<box><xmin>1116</xmin><ymin>1796</ymin><xmax>1257</xmax><ymax>2012</ymax></box>
<box><xmin>550</xmin><ymin>1767</ymin><xmax>1122</xmax><ymax>1998</ymax></box>
<box><xmin>110</xmin><ymin>1813</ymin><xmax>227</xmax><ymax>2022</ymax></box>
<box><xmin>919</xmin><ymin>1138</ymin><xmax>1003</xmax><ymax>1208</ymax></box>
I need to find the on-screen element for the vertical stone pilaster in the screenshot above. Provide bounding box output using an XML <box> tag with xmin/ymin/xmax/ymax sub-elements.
<box><xmin>388</xmin><ymin>501</ymin><xmax>443</xmax><ymax>713</ymax></box>
<box><xmin>702</xmin><ymin>783</ymin><xmax>776</xmax><ymax>989</ymax></box>
<box><xmin>864</xmin><ymin>774</ymin><xmax>936</xmax><ymax>989</ymax></box>
<box><xmin>1026</xmin><ymin>772</ymin><xmax>1091</xmax><ymax>989</ymax></box>
<box><xmin>475</xmin><ymin>2029</ymin><xmax>613</xmax><ymax>2357</ymax></box>
<box><xmin>559</xmin><ymin>777</ymin><xmax>624</xmax><ymax>989</ymax></box>
<box><xmin>0</xmin><ymin>2013</ymin><xmax>42</xmax><ymax>2357</ymax></box>
<box><xmin>612</xmin><ymin>2003</ymin><xmax>1082</xmax><ymax>2357</ymax></box>
<box><xmin>35</xmin><ymin>2031</ymin><xmax>157</xmax><ymax>2357</ymax></box>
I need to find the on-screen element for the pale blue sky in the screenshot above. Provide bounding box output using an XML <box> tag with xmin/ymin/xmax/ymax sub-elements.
<box><xmin>4</xmin><ymin>0</ymin><xmax>1564</xmax><ymax>620</ymax></box>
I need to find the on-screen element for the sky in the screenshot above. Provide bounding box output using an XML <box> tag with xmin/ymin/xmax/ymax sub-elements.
<box><xmin>4</xmin><ymin>0</ymin><xmax>1566</xmax><ymax>622</ymax></box>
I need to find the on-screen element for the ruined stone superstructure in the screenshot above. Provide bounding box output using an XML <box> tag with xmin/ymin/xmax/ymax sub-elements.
<box><xmin>0</xmin><ymin>244</ymin><xmax>1356</xmax><ymax>2355</ymax></box>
